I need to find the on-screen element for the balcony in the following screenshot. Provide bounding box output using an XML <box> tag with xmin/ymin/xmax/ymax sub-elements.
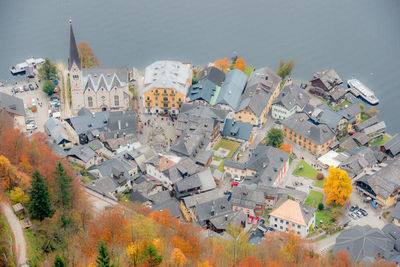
<box><xmin>145</xmin><ymin>99</ymin><xmax>151</xmax><ymax>103</ymax></box>
<box><xmin>162</xmin><ymin>100</ymin><xmax>170</xmax><ymax>104</ymax></box>
<box><xmin>162</xmin><ymin>92</ymin><xmax>169</xmax><ymax>96</ymax></box>
<box><xmin>153</xmin><ymin>92</ymin><xmax>159</xmax><ymax>96</ymax></box>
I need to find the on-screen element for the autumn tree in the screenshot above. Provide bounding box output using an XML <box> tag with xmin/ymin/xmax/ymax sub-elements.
<box><xmin>266</xmin><ymin>128</ymin><xmax>284</xmax><ymax>148</ymax></box>
<box><xmin>279</xmin><ymin>143</ymin><xmax>292</xmax><ymax>154</ymax></box>
<box><xmin>233</xmin><ymin>58</ymin><xmax>247</xmax><ymax>72</ymax></box>
<box><xmin>54</xmin><ymin>162</ymin><xmax>73</xmax><ymax>210</ymax></box>
<box><xmin>214</xmin><ymin>58</ymin><xmax>230</xmax><ymax>72</ymax></box>
<box><xmin>238</xmin><ymin>256</ymin><xmax>262</xmax><ymax>267</ymax></box>
<box><xmin>9</xmin><ymin>187</ymin><xmax>29</xmax><ymax>204</ymax></box>
<box><xmin>277</xmin><ymin>58</ymin><xmax>295</xmax><ymax>80</ymax></box>
<box><xmin>28</xmin><ymin>170</ymin><xmax>53</xmax><ymax>221</ymax></box>
<box><xmin>170</xmin><ymin>248</ymin><xmax>187</xmax><ymax>267</ymax></box>
<box><xmin>96</xmin><ymin>239</ymin><xmax>114</xmax><ymax>267</ymax></box>
<box><xmin>324</xmin><ymin>167</ymin><xmax>352</xmax><ymax>205</ymax></box>
<box><xmin>78</xmin><ymin>42</ymin><xmax>100</xmax><ymax>68</ymax></box>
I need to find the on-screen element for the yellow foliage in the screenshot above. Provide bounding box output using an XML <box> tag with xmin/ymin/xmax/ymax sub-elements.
<box><xmin>323</xmin><ymin>167</ymin><xmax>352</xmax><ymax>205</ymax></box>
<box><xmin>170</xmin><ymin>247</ymin><xmax>187</xmax><ymax>267</ymax></box>
<box><xmin>9</xmin><ymin>187</ymin><xmax>29</xmax><ymax>204</ymax></box>
<box><xmin>198</xmin><ymin>260</ymin><xmax>212</xmax><ymax>267</ymax></box>
<box><xmin>88</xmin><ymin>263</ymin><xmax>96</xmax><ymax>267</ymax></box>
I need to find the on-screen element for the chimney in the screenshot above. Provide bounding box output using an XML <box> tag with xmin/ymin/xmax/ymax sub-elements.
<box><xmin>256</xmin><ymin>88</ymin><xmax>261</xmax><ymax>94</ymax></box>
<box><xmin>118</xmin><ymin>120</ymin><xmax>121</xmax><ymax>130</ymax></box>
<box><xmin>225</xmin><ymin>215</ymin><xmax>228</xmax><ymax>221</ymax></box>
<box><xmin>210</xmin><ymin>208</ymin><xmax>215</xmax><ymax>216</ymax></box>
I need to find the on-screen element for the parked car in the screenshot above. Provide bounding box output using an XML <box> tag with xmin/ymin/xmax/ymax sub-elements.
<box><xmin>26</xmin><ymin>119</ymin><xmax>35</xmax><ymax>125</ymax></box>
<box><xmin>359</xmin><ymin>209</ymin><xmax>368</xmax><ymax>216</ymax></box>
<box><xmin>231</xmin><ymin>181</ymin><xmax>239</xmax><ymax>187</ymax></box>
<box><xmin>50</xmin><ymin>96</ymin><xmax>59</xmax><ymax>102</ymax></box>
<box><xmin>23</xmin><ymin>85</ymin><xmax>29</xmax><ymax>91</ymax></box>
<box><xmin>26</xmin><ymin>124</ymin><xmax>37</xmax><ymax>130</ymax></box>
<box><xmin>248</xmin><ymin>216</ymin><xmax>254</xmax><ymax>224</ymax></box>
<box><xmin>29</xmin><ymin>84</ymin><xmax>34</xmax><ymax>90</ymax></box>
<box><xmin>349</xmin><ymin>132</ymin><xmax>355</xmax><ymax>136</ymax></box>
<box><xmin>234</xmin><ymin>177</ymin><xmax>241</xmax><ymax>182</ymax></box>
<box><xmin>355</xmin><ymin>210</ymin><xmax>363</xmax><ymax>218</ymax></box>
<box><xmin>348</xmin><ymin>213</ymin><xmax>357</xmax><ymax>220</ymax></box>
<box><xmin>253</xmin><ymin>217</ymin><xmax>259</xmax><ymax>225</ymax></box>
<box><xmin>350</xmin><ymin>205</ymin><xmax>359</xmax><ymax>212</ymax></box>
<box><xmin>300</xmin><ymin>83</ymin><xmax>308</xmax><ymax>89</ymax></box>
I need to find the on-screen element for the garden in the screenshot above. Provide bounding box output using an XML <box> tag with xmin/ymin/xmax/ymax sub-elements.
<box><xmin>292</xmin><ymin>160</ymin><xmax>325</xmax><ymax>188</ymax></box>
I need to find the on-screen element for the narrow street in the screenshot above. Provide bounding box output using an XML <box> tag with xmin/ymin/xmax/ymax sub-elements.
<box><xmin>0</xmin><ymin>201</ymin><xmax>28</xmax><ymax>267</ymax></box>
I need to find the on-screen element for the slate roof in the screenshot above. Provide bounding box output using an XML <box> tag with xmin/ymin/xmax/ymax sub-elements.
<box><xmin>273</xmin><ymin>84</ymin><xmax>310</xmax><ymax>111</ymax></box>
<box><xmin>392</xmin><ymin>203</ymin><xmax>400</xmax><ymax>220</ymax></box>
<box><xmin>222</xmin><ymin>119</ymin><xmax>253</xmax><ymax>141</ymax></box>
<box><xmin>269</xmin><ymin>199</ymin><xmax>316</xmax><ymax>226</ymax></box>
<box><xmin>246</xmin><ymin>67</ymin><xmax>281</xmax><ymax>95</ymax></box>
<box><xmin>129</xmin><ymin>191</ymin><xmax>149</xmax><ymax>203</ymax></box>
<box><xmin>364</xmin><ymin>121</ymin><xmax>386</xmax><ymax>136</ymax></box>
<box><xmin>0</xmin><ymin>92</ymin><xmax>25</xmax><ymax>116</ymax></box>
<box><xmin>82</xmin><ymin>67</ymin><xmax>128</xmax><ymax>92</ymax></box>
<box><xmin>352</xmin><ymin>132</ymin><xmax>370</xmax><ymax>145</ymax></box>
<box><xmin>183</xmin><ymin>189</ymin><xmax>222</xmax><ymax>208</ymax></box>
<box><xmin>215</xmin><ymin>69</ymin><xmax>247</xmax><ymax>110</ymax></box>
<box><xmin>44</xmin><ymin>118</ymin><xmax>70</xmax><ymax>145</ymax></box>
<box><xmin>311</xmin><ymin>69</ymin><xmax>343</xmax><ymax>91</ymax></box>
<box><xmin>174</xmin><ymin>175</ymin><xmax>202</xmax><ymax>193</ymax></box>
<box><xmin>339</xmin><ymin>146</ymin><xmax>384</xmax><ymax>178</ymax></box>
<box><xmin>339</xmin><ymin>104</ymin><xmax>362</xmax><ymax>120</ymax></box>
<box><xmin>340</xmin><ymin>136</ymin><xmax>359</xmax><ymax>151</ymax></box>
<box><xmin>282</xmin><ymin>113</ymin><xmax>336</xmax><ymax>145</ymax></box>
<box><xmin>195</xmin><ymin>197</ymin><xmax>232</xmax><ymax>222</ymax></box>
<box><xmin>231</xmin><ymin>185</ymin><xmax>265</xmax><ymax>209</ymax></box>
<box><xmin>151</xmin><ymin>198</ymin><xmax>182</xmax><ymax>218</ymax></box>
<box><xmin>383</xmin><ymin>134</ymin><xmax>400</xmax><ymax>157</ymax></box>
<box><xmin>188</xmin><ymin>80</ymin><xmax>219</xmax><ymax>104</ymax></box>
<box><xmin>355</xmin><ymin>116</ymin><xmax>379</xmax><ymax>132</ymax></box>
<box><xmin>170</xmin><ymin>127</ymin><xmax>209</xmax><ymax>158</ymax></box>
<box><xmin>196</xmin><ymin>168</ymin><xmax>217</xmax><ymax>192</ymax></box>
<box><xmin>198</xmin><ymin>66</ymin><xmax>225</xmax><ymax>86</ymax></box>
<box><xmin>67</xmin><ymin>145</ymin><xmax>97</xmax><ymax>164</ymax></box>
<box><xmin>357</xmin><ymin>159</ymin><xmax>400</xmax><ymax>199</ymax></box>
<box><xmin>328</xmin><ymin>86</ymin><xmax>347</xmax><ymax>101</ymax></box>
<box><xmin>143</xmin><ymin>61</ymin><xmax>192</xmax><ymax>96</ymax></box>
<box><xmin>333</xmin><ymin>225</ymin><xmax>397</xmax><ymax>263</ymax></box>
<box><xmin>68</xmin><ymin>23</ymin><xmax>81</xmax><ymax>70</ymax></box>
<box><xmin>310</xmin><ymin>107</ymin><xmax>344</xmax><ymax>131</ymax></box>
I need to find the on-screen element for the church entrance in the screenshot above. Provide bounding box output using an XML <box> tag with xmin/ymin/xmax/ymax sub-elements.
<box><xmin>102</xmin><ymin>107</ymin><xmax>107</xmax><ymax>111</ymax></box>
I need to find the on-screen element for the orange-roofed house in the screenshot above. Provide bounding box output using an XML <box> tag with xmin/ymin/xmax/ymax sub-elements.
<box><xmin>269</xmin><ymin>199</ymin><xmax>316</xmax><ymax>238</ymax></box>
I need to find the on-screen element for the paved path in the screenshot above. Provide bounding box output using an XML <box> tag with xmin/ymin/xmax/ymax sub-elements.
<box><xmin>0</xmin><ymin>202</ymin><xmax>28</xmax><ymax>267</ymax></box>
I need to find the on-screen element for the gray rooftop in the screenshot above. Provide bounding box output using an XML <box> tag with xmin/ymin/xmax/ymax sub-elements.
<box><xmin>311</xmin><ymin>69</ymin><xmax>343</xmax><ymax>91</ymax></box>
<box><xmin>67</xmin><ymin>145</ymin><xmax>97</xmax><ymax>164</ymax></box>
<box><xmin>198</xmin><ymin>67</ymin><xmax>225</xmax><ymax>86</ymax></box>
<box><xmin>333</xmin><ymin>225</ymin><xmax>397</xmax><ymax>263</ymax></box>
<box><xmin>44</xmin><ymin>118</ymin><xmax>71</xmax><ymax>145</ymax></box>
<box><xmin>222</xmin><ymin>119</ymin><xmax>253</xmax><ymax>141</ymax></box>
<box><xmin>82</xmin><ymin>67</ymin><xmax>128</xmax><ymax>92</ymax></box>
<box><xmin>0</xmin><ymin>92</ymin><xmax>25</xmax><ymax>116</ymax></box>
<box><xmin>195</xmin><ymin>197</ymin><xmax>232</xmax><ymax>222</ymax></box>
<box><xmin>215</xmin><ymin>69</ymin><xmax>247</xmax><ymax>111</ymax></box>
<box><xmin>171</xmin><ymin>127</ymin><xmax>209</xmax><ymax>158</ymax></box>
<box><xmin>282</xmin><ymin>113</ymin><xmax>336</xmax><ymax>145</ymax></box>
<box><xmin>355</xmin><ymin>116</ymin><xmax>379</xmax><ymax>132</ymax></box>
<box><xmin>357</xmin><ymin>159</ymin><xmax>400</xmax><ymax>199</ymax></box>
<box><xmin>273</xmin><ymin>84</ymin><xmax>310</xmax><ymax>111</ymax></box>
<box><xmin>383</xmin><ymin>133</ymin><xmax>400</xmax><ymax>157</ymax></box>
<box><xmin>392</xmin><ymin>203</ymin><xmax>400</xmax><ymax>220</ymax></box>
<box><xmin>363</xmin><ymin>121</ymin><xmax>386</xmax><ymax>136</ymax></box>
<box><xmin>339</xmin><ymin>146</ymin><xmax>384</xmax><ymax>178</ymax></box>
<box><xmin>339</xmin><ymin>104</ymin><xmax>362</xmax><ymax>120</ymax></box>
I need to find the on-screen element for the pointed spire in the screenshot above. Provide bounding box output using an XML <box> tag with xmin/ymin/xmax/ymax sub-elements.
<box><xmin>68</xmin><ymin>19</ymin><xmax>81</xmax><ymax>71</ymax></box>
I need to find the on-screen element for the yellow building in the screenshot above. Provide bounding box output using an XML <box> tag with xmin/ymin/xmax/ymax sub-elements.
<box><xmin>143</xmin><ymin>61</ymin><xmax>192</xmax><ymax>114</ymax></box>
<box><xmin>235</xmin><ymin>67</ymin><xmax>282</xmax><ymax>126</ymax></box>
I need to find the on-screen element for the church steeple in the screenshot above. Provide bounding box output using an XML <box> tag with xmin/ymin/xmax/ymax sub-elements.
<box><xmin>68</xmin><ymin>19</ymin><xmax>81</xmax><ymax>71</ymax></box>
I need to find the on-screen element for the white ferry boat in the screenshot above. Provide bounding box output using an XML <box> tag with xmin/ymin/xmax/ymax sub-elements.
<box><xmin>10</xmin><ymin>57</ymin><xmax>45</xmax><ymax>75</ymax></box>
<box><xmin>347</xmin><ymin>79</ymin><xmax>379</xmax><ymax>105</ymax></box>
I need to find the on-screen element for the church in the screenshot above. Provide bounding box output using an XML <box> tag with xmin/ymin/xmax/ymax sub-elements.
<box><xmin>68</xmin><ymin>22</ymin><xmax>130</xmax><ymax>115</ymax></box>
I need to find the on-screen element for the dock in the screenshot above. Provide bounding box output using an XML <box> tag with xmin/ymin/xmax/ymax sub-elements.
<box><xmin>349</xmin><ymin>87</ymin><xmax>360</xmax><ymax>97</ymax></box>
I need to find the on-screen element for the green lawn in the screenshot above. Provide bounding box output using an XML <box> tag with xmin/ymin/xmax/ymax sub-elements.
<box><xmin>244</xmin><ymin>66</ymin><xmax>255</xmax><ymax>78</ymax></box>
<box><xmin>314</xmin><ymin>179</ymin><xmax>325</xmax><ymax>188</ymax></box>
<box><xmin>316</xmin><ymin>209</ymin><xmax>334</xmax><ymax>227</ymax></box>
<box><xmin>0</xmin><ymin>214</ymin><xmax>15</xmax><ymax>266</ymax></box>
<box><xmin>370</xmin><ymin>134</ymin><xmax>390</xmax><ymax>147</ymax></box>
<box><xmin>305</xmin><ymin>190</ymin><xmax>324</xmax><ymax>207</ymax></box>
<box><xmin>25</xmin><ymin>229</ymin><xmax>44</xmax><ymax>266</ymax></box>
<box><xmin>213</xmin><ymin>139</ymin><xmax>241</xmax><ymax>159</ymax></box>
<box><xmin>292</xmin><ymin>160</ymin><xmax>318</xmax><ymax>179</ymax></box>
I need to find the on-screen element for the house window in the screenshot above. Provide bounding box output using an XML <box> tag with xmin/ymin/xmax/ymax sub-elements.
<box><xmin>280</xmin><ymin>226</ymin><xmax>283</xmax><ymax>230</ymax></box>
<box><xmin>114</xmin><ymin>95</ymin><xmax>119</xmax><ymax>106</ymax></box>
<box><xmin>88</xmin><ymin>97</ymin><xmax>93</xmax><ymax>107</ymax></box>
<box><xmin>172</xmin><ymin>103</ymin><xmax>175</xmax><ymax>107</ymax></box>
<box><xmin>155</xmin><ymin>97</ymin><xmax>158</xmax><ymax>100</ymax></box>
<box><xmin>147</xmin><ymin>96</ymin><xmax>150</xmax><ymax>101</ymax></box>
<box><xmin>297</xmin><ymin>225</ymin><xmax>301</xmax><ymax>229</ymax></box>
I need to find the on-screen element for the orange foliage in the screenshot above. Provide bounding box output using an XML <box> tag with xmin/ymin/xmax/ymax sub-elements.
<box><xmin>330</xmin><ymin>251</ymin><xmax>352</xmax><ymax>267</ymax></box>
<box><xmin>279</xmin><ymin>143</ymin><xmax>292</xmax><ymax>153</ymax></box>
<box><xmin>150</xmin><ymin>210</ymin><xmax>178</xmax><ymax>227</ymax></box>
<box><xmin>238</xmin><ymin>256</ymin><xmax>262</xmax><ymax>267</ymax></box>
<box><xmin>213</xmin><ymin>58</ymin><xmax>230</xmax><ymax>72</ymax></box>
<box><xmin>233</xmin><ymin>58</ymin><xmax>246</xmax><ymax>71</ymax></box>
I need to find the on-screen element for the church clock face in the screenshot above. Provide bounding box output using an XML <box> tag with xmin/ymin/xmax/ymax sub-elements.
<box><xmin>101</xmin><ymin>95</ymin><xmax>106</xmax><ymax>103</ymax></box>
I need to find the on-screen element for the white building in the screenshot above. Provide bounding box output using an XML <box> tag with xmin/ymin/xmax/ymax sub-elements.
<box><xmin>269</xmin><ymin>199</ymin><xmax>316</xmax><ymax>238</ymax></box>
<box><xmin>145</xmin><ymin>154</ymin><xmax>182</xmax><ymax>188</ymax></box>
<box><xmin>271</xmin><ymin>84</ymin><xmax>310</xmax><ymax>120</ymax></box>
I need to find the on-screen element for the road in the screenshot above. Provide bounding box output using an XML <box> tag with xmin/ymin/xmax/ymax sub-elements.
<box><xmin>0</xmin><ymin>202</ymin><xmax>28</xmax><ymax>267</ymax></box>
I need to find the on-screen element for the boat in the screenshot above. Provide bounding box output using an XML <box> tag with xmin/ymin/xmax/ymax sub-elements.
<box><xmin>10</xmin><ymin>57</ymin><xmax>45</xmax><ymax>75</ymax></box>
<box><xmin>347</xmin><ymin>78</ymin><xmax>379</xmax><ymax>105</ymax></box>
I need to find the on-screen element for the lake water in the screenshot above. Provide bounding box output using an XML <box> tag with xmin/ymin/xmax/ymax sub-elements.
<box><xmin>1</xmin><ymin>0</ymin><xmax>399</xmax><ymax>133</ymax></box>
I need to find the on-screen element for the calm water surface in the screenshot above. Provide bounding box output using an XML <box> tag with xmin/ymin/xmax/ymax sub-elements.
<box><xmin>0</xmin><ymin>0</ymin><xmax>399</xmax><ymax>133</ymax></box>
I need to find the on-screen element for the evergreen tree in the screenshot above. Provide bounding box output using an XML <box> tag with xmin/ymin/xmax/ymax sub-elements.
<box><xmin>28</xmin><ymin>170</ymin><xmax>53</xmax><ymax>221</ymax></box>
<box><xmin>141</xmin><ymin>245</ymin><xmax>162</xmax><ymax>266</ymax></box>
<box><xmin>54</xmin><ymin>162</ymin><xmax>73</xmax><ymax>210</ymax></box>
<box><xmin>96</xmin><ymin>239</ymin><xmax>114</xmax><ymax>267</ymax></box>
<box><xmin>38</xmin><ymin>57</ymin><xmax>58</xmax><ymax>81</ymax></box>
<box><xmin>53</xmin><ymin>254</ymin><xmax>66</xmax><ymax>267</ymax></box>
